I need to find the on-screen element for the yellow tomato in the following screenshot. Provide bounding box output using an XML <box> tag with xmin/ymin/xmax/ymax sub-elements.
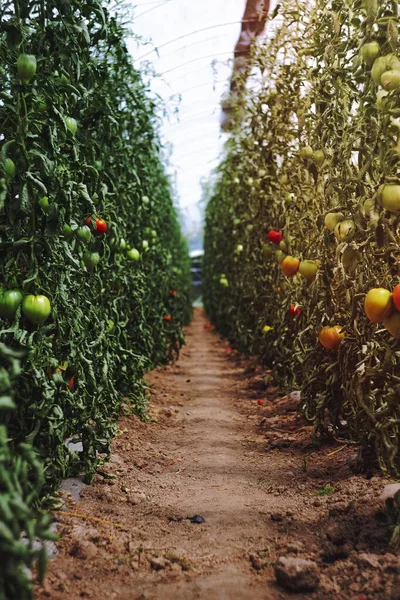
<box><xmin>364</xmin><ymin>288</ymin><xmax>393</xmax><ymax>323</ymax></box>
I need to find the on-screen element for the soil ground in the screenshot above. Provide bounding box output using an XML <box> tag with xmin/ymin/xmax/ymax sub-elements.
<box><xmin>35</xmin><ymin>309</ymin><xmax>399</xmax><ymax>600</ymax></box>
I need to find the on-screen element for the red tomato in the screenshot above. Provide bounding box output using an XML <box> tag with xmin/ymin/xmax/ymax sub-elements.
<box><xmin>68</xmin><ymin>376</ymin><xmax>75</xmax><ymax>391</ymax></box>
<box><xmin>163</xmin><ymin>315</ymin><xmax>172</xmax><ymax>322</ymax></box>
<box><xmin>393</xmin><ymin>284</ymin><xmax>400</xmax><ymax>311</ymax></box>
<box><xmin>85</xmin><ymin>216</ymin><xmax>107</xmax><ymax>236</ymax></box>
<box><xmin>257</xmin><ymin>399</ymin><xmax>263</xmax><ymax>405</ymax></box>
<box><xmin>267</xmin><ymin>230</ymin><xmax>283</xmax><ymax>244</ymax></box>
<box><xmin>204</xmin><ymin>323</ymin><xmax>213</xmax><ymax>330</ymax></box>
<box><xmin>169</xmin><ymin>289</ymin><xmax>177</xmax><ymax>297</ymax></box>
<box><xmin>289</xmin><ymin>304</ymin><xmax>301</xmax><ymax>316</ymax></box>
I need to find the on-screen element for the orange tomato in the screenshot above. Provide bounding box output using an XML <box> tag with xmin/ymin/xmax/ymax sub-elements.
<box><xmin>318</xmin><ymin>325</ymin><xmax>345</xmax><ymax>350</ymax></box>
<box><xmin>281</xmin><ymin>256</ymin><xmax>300</xmax><ymax>277</ymax></box>
<box><xmin>364</xmin><ymin>288</ymin><xmax>393</xmax><ymax>323</ymax></box>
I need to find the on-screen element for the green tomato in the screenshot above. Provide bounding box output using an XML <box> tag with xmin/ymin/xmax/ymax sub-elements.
<box><xmin>324</xmin><ymin>212</ymin><xmax>344</xmax><ymax>231</ymax></box>
<box><xmin>22</xmin><ymin>294</ymin><xmax>51</xmax><ymax>325</ymax></box>
<box><xmin>76</xmin><ymin>225</ymin><xmax>92</xmax><ymax>243</ymax></box>
<box><xmin>381</xmin><ymin>184</ymin><xmax>400</xmax><ymax>213</ymax></box>
<box><xmin>381</xmin><ymin>69</ymin><xmax>400</xmax><ymax>91</ymax></box>
<box><xmin>83</xmin><ymin>251</ymin><xmax>100</xmax><ymax>271</ymax></box>
<box><xmin>151</xmin><ymin>230</ymin><xmax>157</xmax><ymax>239</ymax></box>
<box><xmin>4</xmin><ymin>158</ymin><xmax>16</xmax><ymax>182</ymax></box>
<box><xmin>142</xmin><ymin>240</ymin><xmax>149</xmax><ymax>250</ymax></box>
<box><xmin>17</xmin><ymin>54</ymin><xmax>37</xmax><ymax>84</ymax></box>
<box><xmin>334</xmin><ymin>219</ymin><xmax>355</xmax><ymax>242</ymax></box>
<box><xmin>38</xmin><ymin>196</ymin><xmax>50</xmax><ymax>213</ymax></box>
<box><xmin>0</xmin><ymin>289</ymin><xmax>23</xmax><ymax>320</ymax></box>
<box><xmin>299</xmin><ymin>146</ymin><xmax>313</xmax><ymax>160</ymax></box>
<box><xmin>127</xmin><ymin>248</ymin><xmax>140</xmax><ymax>261</ymax></box>
<box><xmin>219</xmin><ymin>277</ymin><xmax>229</xmax><ymax>287</ymax></box>
<box><xmin>371</xmin><ymin>54</ymin><xmax>400</xmax><ymax>85</ymax></box>
<box><xmin>65</xmin><ymin>117</ymin><xmax>78</xmax><ymax>135</ymax></box>
<box><xmin>119</xmin><ymin>238</ymin><xmax>127</xmax><ymax>251</ymax></box>
<box><xmin>108</xmin><ymin>319</ymin><xmax>115</xmax><ymax>333</ymax></box>
<box><xmin>142</xmin><ymin>195</ymin><xmax>150</xmax><ymax>206</ymax></box>
<box><xmin>313</xmin><ymin>149</ymin><xmax>325</xmax><ymax>168</ymax></box>
<box><xmin>360</xmin><ymin>41</ymin><xmax>380</xmax><ymax>66</ymax></box>
<box><xmin>62</xmin><ymin>224</ymin><xmax>74</xmax><ymax>240</ymax></box>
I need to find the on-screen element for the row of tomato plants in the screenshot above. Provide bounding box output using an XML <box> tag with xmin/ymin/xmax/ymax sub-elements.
<box><xmin>0</xmin><ymin>0</ymin><xmax>191</xmax><ymax>596</ymax></box>
<box><xmin>204</xmin><ymin>0</ymin><xmax>400</xmax><ymax>478</ymax></box>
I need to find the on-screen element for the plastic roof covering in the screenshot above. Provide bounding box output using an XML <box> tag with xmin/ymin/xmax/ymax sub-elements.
<box><xmin>128</xmin><ymin>1</ymin><xmax>273</xmax><ymax>243</ymax></box>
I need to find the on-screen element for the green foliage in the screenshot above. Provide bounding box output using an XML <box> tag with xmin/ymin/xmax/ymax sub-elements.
<box><xmin>204</xmin><ymin>0</ymin><xmax>400</xmax><ymax>477</ymax></box>
<box><xmin>0</xmin><ymin>0</ymin><xmax>191</xmax><ymax>596</ymax></box>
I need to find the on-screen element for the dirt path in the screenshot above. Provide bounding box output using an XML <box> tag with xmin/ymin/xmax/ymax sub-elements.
<box><xmin>36</xmin><ymin>310</ymin><xmax>399</xmax><ymax>600</ymax></box>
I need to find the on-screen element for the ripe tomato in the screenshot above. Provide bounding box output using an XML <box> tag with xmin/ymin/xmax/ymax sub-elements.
<box><xmin>163</xmin><ymin>315</ymin><xmax>172</xmax><ymax>322</ymax></box>
<box><xmin>281</xmin><ymin>256</ymin><xmax>300</xmax><ymax>277</ymax></box>
<box><xmin>299</xmin><ymin>260</ymin><xmax>319</xmax><ymax>282</ymax></box>
<box><xmin>169</xmin><ymin>290</ymin><xmax>177</xmax><ymax>297</ymax></box>
<box><xmin>289</xmin><ymin>304</ymin><xmax>301</xmax><ymax>316</ymax></box>
<box><xmin>86</xmin><ymin>216</ymin><xmax>107</xmax><ymax>236</ymax></box>
<box><xmin>22</xmin><ymin>294</ymin><xmax>51</xmax><ymax>325</ymax></box>
<box><xmin>0</xmin><ymin>289</ymin><xmax>23</xmax><ymax>320</ymax></box>
<box><xmin>67</xmin><ymin>376</ymin><xmax>75</xmax><ymax>391</ymax></box>
<box><xmin>383</xmin><ymin>311</ymin><xmax>400</xmax><ymax>339</ymax></box>
<box><xmin>364</xmin><ymin>288</ymin><xmax>393</xmax><ymax>323</ymax></box>
<box><xmin>257</xmin><ymin>399</ymin><xmax>263</xmax><ymax>405</ymax></box>
<box><xmin>17</xmin><ymin>54</ymin><xmax>37</xmax><ymax>84</ymax></box>
<box><xmin>381</xmin><ymin>184</ymin><xmax>400</xmax><ymax>213</ymax></box>
<box><xmin>318</xmin><ymin>325</ymin><xmax>345</xmax><ymax>350</ymax></box>
<box><xmin>392</xmin><ymin>284</ymin><xmax>400</xmax><ymax>311</ymax></box>
<box><xmin>267</xmin><ymin>230</ymin><xmax>283</xmax><ymax>244</ymax></box>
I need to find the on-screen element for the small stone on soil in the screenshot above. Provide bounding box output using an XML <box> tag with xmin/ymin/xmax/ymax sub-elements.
<box><xmin>275</xmin><ymin>556</ymin><xmax>320</xmax><ymax>592</ymax></box>
<box><xmin>189</xmin><ymin>514</ymin><xmax>205</xmax><ymax>524</ymax></box>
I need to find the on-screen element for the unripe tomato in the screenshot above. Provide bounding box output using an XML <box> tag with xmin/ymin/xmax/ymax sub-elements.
<box><xmin>324</xmin><ymin>212</ymin><xmax>344</xmax><ymax>231</ymax></box>
<box><xmin>142</xmin><ymin>240</ymin><xmax>149</xmax><ymax>250</ymax></box>
<box><xmin>220</xmin><ymin>277</ymin><xmax>229</xmax><ymax>287</ymax></box>
<box><xmin>371</xmin><ymin>54</ymin><xmax>400</xmax><ymax>85</ymax></box>
<box><xmin>22</xmin><ymin>294</ymin><xmax>51</xmax><ymax>325</ymax></box>
<box><xmin>364</xmin><ymin>288</ymin><xmax>393</xmax><ymax>323</ymax></box>
<box><xmin>65</xmin><ymin>117</ymin><xmax>78</xmax><ymax>135</ymax></box>
<box><xmin>393</xmin><ymin>284</ymin><xmax>400</xmax><ymax>311</ymax></box>
<box><xmin>313</xmin><ymin>149</ymin><xmax>325</xmax><ymax>168</ymax></box>
<box><xmin>4</xmin><ymin>158</ymin><xmax>16</xmax><ymax>182</ymax></box>
<box><xmin>77</xmin><ymin>226</ymin><xmax>92</xmax><ymax>243</ymax></box>
<box><xmin>299</xmin><ymin>260</ymin><xmax>319</xmax><ymax>282</ymax></box>
<box><xmin>381</xmin><ymin>70</ymin><xmax>400</xmax><ymax>91</ymax></box>
<box><xmin>119</xmin><ymin>238</ymin><xmax>127</xmax><ymax>251</ymax></box>
<box><xmin>267</xmin><ymin>230</ymin><xmax>283</xmax><ymax>244</ymax></box>
<box><xmin>142</xmin><ymin>195</ymin><xmax>150</xmax><ymax>206</ymax></box>
<box><xmin>0</xmin><ymin>289</ymin><xmax>23</xmax><ymax>320</ymax></box>
<box><xmin>38</xmin><ymin>196</ymin><xmax>50</xmax><ymax>213</ymax></box>
<box><xmin>334</xmin><ymin>219</ymin><xmax>355</xmax><ymax>242</ymax></box>
<box><xmin>318</xmin><ymin>325</ymin><xmax>345</xmax><ymax>350</ymax></box>
<box><xmin>299</xmin><ymin>146</ymin><xmax>313</xmax><ymax>160</ymax></box>
<box><xmin>235</xmin><ymin>244</ymin><xmax>244</xmax><ymax>253</ymax></box>
<box><xmin>381</xmin><ymin>184</ymin><xmax>400</xmax><ymax>213</ymax></box>
<box><xmin>83</xmin><ymin>251</ymin><xmax>100</xmax><ymax>270</ymax></box>
<box><xmin>279</xmin><ymin>240</ymin><xmax>288</xmax><ymax>252</ymax></box>
<box><xmin>376</xmin><ymin>89</ymin><xmax>390</xmax><ymax>109</ymax></box>
<box><xmin>63</xmin><ymin>224</ymin><xmax>74</xmax><ymax>240</ymax></box>
<box><xmin>246</xmin><ymin>224</ymin><xmax>253</xmax><ymax>233</ymax></box>
<box><xmin>127</xmin><ymin>248</ymin><xmax>140</xmax><ymax>261</ymax></box>
<box><xmin>17</xmin><ymin>54</ymin><xmax>37</xmax><ymax>84</ymax></box>
<box><xmin>281</xmin><ymin>256</ymin><xmax>300</xmax><ymax>277</ymax></box>
<box><xmin>383</xmin><ymin>311</ymin><xmax>400</xmax><ymax>339</ymax></box>
<box><xmin>276</xmin><ymin>250</ymin><xmax>286</xmax><ymax>264</ymax></box>
<box><xmin>108</xmin><ymin>319</ymin><xmax>115</xmax><ymax>333</ymax></box>
<box><xmin>151</xmin><ymin>230</ymin><xmax>157</xmax><ymax>239</ymax></box>
<box><xmin>360</xmin><ymin>41</ymin><xmax>380</xmax><ymax>66</ymax></box>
